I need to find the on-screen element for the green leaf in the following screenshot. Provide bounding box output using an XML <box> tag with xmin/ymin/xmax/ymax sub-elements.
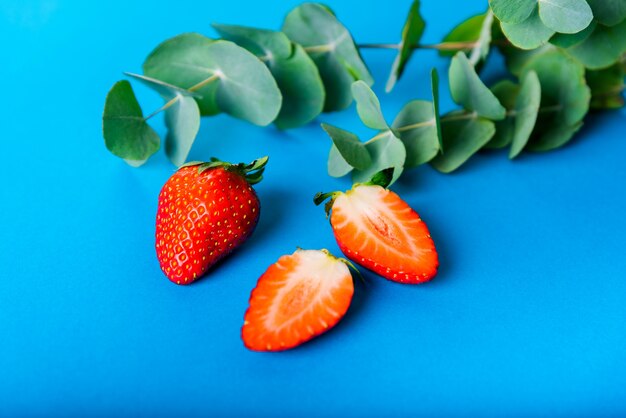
<box><xmin>282</xmin><ymin>3</ymin><xmax>373</xmax><ymax>112</ymax></box>
<box><xmin>143</xmin><ymin>34</ymin><xmax>282</xmax><ymax>125</ymax></box>
<box><xmin>499</xmin><ymin>43</ymin><xmax>555</xmax><ymax>76</ymax></box>
<box><xmin>431</xmin><ymin>69</ymin><xmax>443</xmax><ymax>151</ymax></box>
<box><xmin>328</xmin><ymin>144</ymin><xmax>354</xmax><ymax>177</ymax></box>
<box><xmin>486</xmin><ymin>80</ymin><xmax>519</xmax><ymax>149</ymax></box>
<box><xmin>587</xmin><ymin>0</ymin><xmax>626</xmax><ymax>27</ymax></box>
<box><xmin>124</xmin><ymin>72</ymin><xmax>198</xmax><ymax>99</ymax></box>
<box><xmin>549</xmin><ymin>20</ymin><xmax>596</xmax><ymax>48</ymax></box>
<box><xmin>352</xmin><ymin>131</ymin><xmax>406</xmax><ymax>186</ymax></box>
<box><xmin>386</xmin><ymin>0</ymin><xmax>426</xmax><ymax>92</ymax></box>
<box><xmin>430</xmin><ymin>112</ymin><xmax>496</xmax><ymax>173</ymax></box>
<box><xmin>564</xmin><ymin>20</ymin><xmax>626</xmax><ymax>69</ymax></box>
<box><xmin>441</xmin><ymin>11</ymin><xmax>494</xmax><ymax>66</ymax></box>
<box><xmin>321</xmin><ymin>123</ymin><xmax>372</xmax><ymax>170</ymax></box>
<box><xmin>143</xmin><ymin>33</ymin><xmax>218</xmax><ymax>115</ymax></box>
<box><xmin>521</xmin><ymin>50</ymin><xmax>590</xmax><ymax>151</ymax></box>
<box><xmin>102</xmin><ymin>81</ymin><xmax>160</xmax><ymax>167</ymax></box>
<box><xmin>392</xmin><ymin>100</ymin><xmax>439</xmax><ymax>167</ymax></box>
<box><xmin>586</xmin><ymin>64</ymin><xmax>625</xmax><ymax>109</ymax></box>
<box><xmin>351</xmin><ymin>81</ymin><xmax>388</xmax><ymax>130</ymax></box>
<box><xmin>449</xmin><ymin>52</ymin><xmax>506</xmax><ymax>119</ymax></box>
<box><xmin>510</xmin><ymin>70</ymin><xmax>542</xmax><ymax>158</ymax></box>
<box><xmin>490</xmin><ymin>0</ymin><xmax>535</xmax><ymax>23</ymax></box>
<box><xmin>163</xmin><ymin>95</ymin><xmax>201</xmax><ymax>167</ymax></box>
<box><xmin>500</xmin><ymin>6</ymin><xmax>555</xmax><ymax>50</ymax></box>
<box><xmin>212</xmin><ymin>24</ymin><xmax>325</xmax><ymax>129</ymax></box>
<box><xmin>538</xmin><ymin>0</ymin><xmax>593</xmax><ymax>34</ymax></box>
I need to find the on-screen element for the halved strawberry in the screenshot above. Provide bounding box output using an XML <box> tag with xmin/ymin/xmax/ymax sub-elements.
<box><xmin>315</xmin><ymin>170</ymin><xmax>438</xmax><ymax>284</ymax></box>
<box><xmin>242</xmin><ymin>249</ymin><xmax>354</xmax><ymax>352</ymax></box>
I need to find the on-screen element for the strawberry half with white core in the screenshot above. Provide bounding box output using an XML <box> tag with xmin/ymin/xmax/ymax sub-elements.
<box><xmin>155</xmin><ymin>157</ymin><xmax>267</xmax><ymax>285</ymax></box>
<box><xmin>315</xmin><ymin>169</ymin><xmax>438</xmax><ymax>284</ymax></box>
<box><xmin>242</xmin><ymin>249</ymin><xmax>355</xmax><ymax>352</ymax></box>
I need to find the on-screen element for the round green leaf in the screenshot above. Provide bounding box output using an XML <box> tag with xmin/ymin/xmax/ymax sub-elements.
<box><xmin>213</xmin><ymin>24</ymin><xmax>325</xmax><ymax>129</ymax></box>
<box><xmin>430</xmin><ymin>112</ymin><xmax>496</xmax><ymax>173</ymax></box>
<box><xmin>510</xmin><ymin>70</ymin><xmax>541</xmax><ymax>158</ymax></box>
<box><xmin>328</xmin><ymin>144</ymin><xmax>354</xmax><ymax>177</ymax></box>
<box><xmin>587</xmin><ymin>0</ymin><xmax>626</xmax><ymax>27</ymax></box>
<box><xmin>143</xmin><ymin>34</ymin><xmax>282</xmax><ymax>125</ymax></box>
<box><xmin>549</xmin><ymin>20</ymin><xmax>596</xmax><ymax>48</ymax></box>
<box><xmin>501</xmin><ymin>6</ymin><xmax>555</xmax><ymax>50</ymax></box>
<box><xmin>352</xmin><ymin>131</ymin><xmax>406</xmax><ymax>186</ymax></box>
<box><xmin>164</xmin><ymin>95</ymin><xmax>201</xmax><ymax>167</ymax></box>
<box><xmin>538</xmin><ymin>0</ymin><xmax>593</xmax><ymax>34</ymax></box>
<box><xmin>102</xmin><ymin>80</ymin><xmax>160</xmax><ymax>167</ymax></box>
<box><xmin>321</xmin><ymin>123</ymin><xmax>372</xmax><ymax>170</ymax></box>
<box><xmin>486</xmin><ymin>80</ymin><xmax>519</xmax><ymax>149</ymax></box>
<box><xmin>565</xmin><ymin>21</ymin><xmax>626</xmax><ymax>69</ymax></box>
<box><xmin>392</xmin><ymin>100</ymin><xmax>439</xmax><ymax>167</ymax></box>
<box><xmin>386</xmin><ymin>0</ymin><xmax>426</xmax><ymax>92</ymax></box>
<box><xmin>521</xmin><ymin>50</ymin><xmax>590</xmax><ymax>151</ymax></box>
<box><xmin>440</xmin><ymin>11</ymin><xmax>494</xmax><ymax>66</ymax></box>
<box><xmin>143</xmin><ymin>33</ymin><xmax>219</xmax><ymax>116</ymax></box>
<box><xmin>499</xmin><ymin>44</ymin><xmax>555</xmax><ymax>76</ymax></box>
<box><xmin>490</xmin><ymin>0</ymin><xmax>535</xmax><ymax>23</ymax></box>
<box><xmin>587</xmin><ymin>64</ymin><xmax>626</xmax><ymax>109</ymax></box>
<box><xmin>351</xmin><ymin>81</ymin><xmax>388</xmax><ymax>130</ymax></box>
<box><xmin>282</xmin><ymin>3</ymin><xmax>373</xmax><ymax>112</ymax></box>
<box><xmin>449</xmin><ymin>52</ymin><xmax>506</xmax><ymax>119</ymax></box>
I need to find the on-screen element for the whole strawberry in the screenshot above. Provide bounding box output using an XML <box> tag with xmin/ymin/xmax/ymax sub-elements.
<box><xmin>155</xmin><ymin>157</ymin><xmax>268</xmax><ymax>284</ymax></box>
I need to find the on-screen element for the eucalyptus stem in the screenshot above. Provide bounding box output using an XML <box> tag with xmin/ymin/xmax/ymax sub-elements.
<box><xmin>145</xmin><ymin>96</ymin><xmax>179</xmax><ymax>121</ymax></box>
<box><xmin>144</xmin><ymin>73</ymin><xmax>220</xmax><ymax>121</ymax></box>
<box><xmin>357</xmin><ymin>41</ymin><xmax>479</xmax><ymax>51</ymax></box>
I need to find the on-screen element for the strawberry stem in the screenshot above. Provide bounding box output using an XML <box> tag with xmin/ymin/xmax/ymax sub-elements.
<box><xmin>313</xmin><ymin>191</ymin><xmax>341</xmax><ymax>217</ymax></box>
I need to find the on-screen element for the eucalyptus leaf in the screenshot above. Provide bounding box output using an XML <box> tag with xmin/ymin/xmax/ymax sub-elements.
<box><xmin>321</xmin><ymin>123</ymin><xmax>372</xmax><ymax>170</ymax></box>
<box><xmin>392</xmin><ymin>100</ymin><xmax>439</xmax><ymax>167</ymax></box>
<box><xmin>587</xmin><ymin>0</ymin><xmax>626</xmax><ymax>27</ymax></box>
<box><xmin>163</xmin><ymin>95</ymin><xmax>201</xmax><ymax>166</ymax></box>
<box><xmin>449</xmin><ymin>52</ymin><xmax>506</xmax><ymax>119</ymax></box>
<box><xmin>538</xmin><ymin>0</ymin><xmax>593</xmax><ymax>34</ymax></box>
<box><xmin>431</xmin><ymin>68</ymin><xmax>443</xmax><ymax>150</ymax></box>
<box><xmin>144</xmin><ymin>34</ymin><xmax>282</xmax><ymax>125</ymax></box>
<box><xmin>510</xmin><ymin>70</ymin><xmax>541</xmax><ymax>158</ymax></box>
<box><xmin>328</xmin><ymin>144</ymin><xmax>354</xmax><ymax>177</ymax></box>
<box><xmin>430</xmin><ymin>112</ymin><xmax>496</xmax><ymax>173</ymax></box>
<box><xmin>586</xmin><ymin>64</ymin><xmax>625</xmax><ymax>109</ymax></box>
<box><xmin>351</xmin><ymin>81</ymin><xmax>388</xmax><ymax>130</ymax></box>
<box><xmin>441</xmin><ymin>11</ymin><xmax>493</xmax><ymax>66</ymax></box>
<box><xmin>499</xmin><ymin>43</ymin><xmax>555</xmax><ymax>76</ymax></box>
<box><xmin>124</xmin><ymin>72</ymin><xmax>198</xmax><ymax>99</ymax></box>
<box><xmin>490</xmin><ymin>0</ymin><xmax>535</xmax><ymax>23</ymax></box>
<box><xmin>352</xmin><ymin>131</ymin><xmax>406</xmax><ymax>185</ymax></box>
<box><xmin>282</xmin><ymin>3</ymin><xmax>373</xmax><ymax>111</ymax></box>
<box><xmin>500</xmin><ymin>6</ymin><xmax>555</xmax><ymax>50</ymax></box>
<box><xmin>521</xmin><ymin>50</ymin><xmax>590</xmax><ymax>151</ymax></box>
<box><xmin>565</xmin><ymin>20</ymin><xmax>626</xmax><ymax>69</ymax></box>
<box><xmin>102</xmin><ymin>80</ymin><xmax>160</xmax><ymax>166</ymax></box>
<box><xmin>549</xmin><ymin>21</ymin><xmax>596</xmax><ymax>48</ymax></box>
<box><xmin>213</xmin><ymin>24</ymin><xmax>325</xmax><ymax>129</ymax></box>
<box><xmin>486</xmin><ymin>80</ymin><xmax>519</xmax><ymax>149</ymax></box>
<box><xmin>386</xmin><ymin>0</ymin><xmax>426</xmax><ymax>92</ymax></box>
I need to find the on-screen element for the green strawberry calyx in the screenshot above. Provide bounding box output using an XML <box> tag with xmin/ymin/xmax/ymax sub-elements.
<box><xmin>182</xmin><ymin>156</ymin><xmax>269</xmax><ymax>185</ymax></box>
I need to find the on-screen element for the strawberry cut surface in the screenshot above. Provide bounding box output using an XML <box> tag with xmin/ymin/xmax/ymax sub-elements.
<box><xmin>330</xmin><ymin>185</ymin><xmax>438</xmax><ymax>284</ymax></box>
<box><xmin>242</xmin><ymin>249</ymin><xmax>354</xmax><ymax>352</ymax></box>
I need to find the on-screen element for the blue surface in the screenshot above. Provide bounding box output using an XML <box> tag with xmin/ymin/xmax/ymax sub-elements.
<box><xmin>2</xmin><ymin>0</ymin><xmax>626</xmax><ymax>416</ymax></box>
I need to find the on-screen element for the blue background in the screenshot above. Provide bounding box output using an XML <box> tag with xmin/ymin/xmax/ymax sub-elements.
<box><xmin>2</xmin><ymin>0</ymin><xmax>625</xmax><ymax>416</ymax></box>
